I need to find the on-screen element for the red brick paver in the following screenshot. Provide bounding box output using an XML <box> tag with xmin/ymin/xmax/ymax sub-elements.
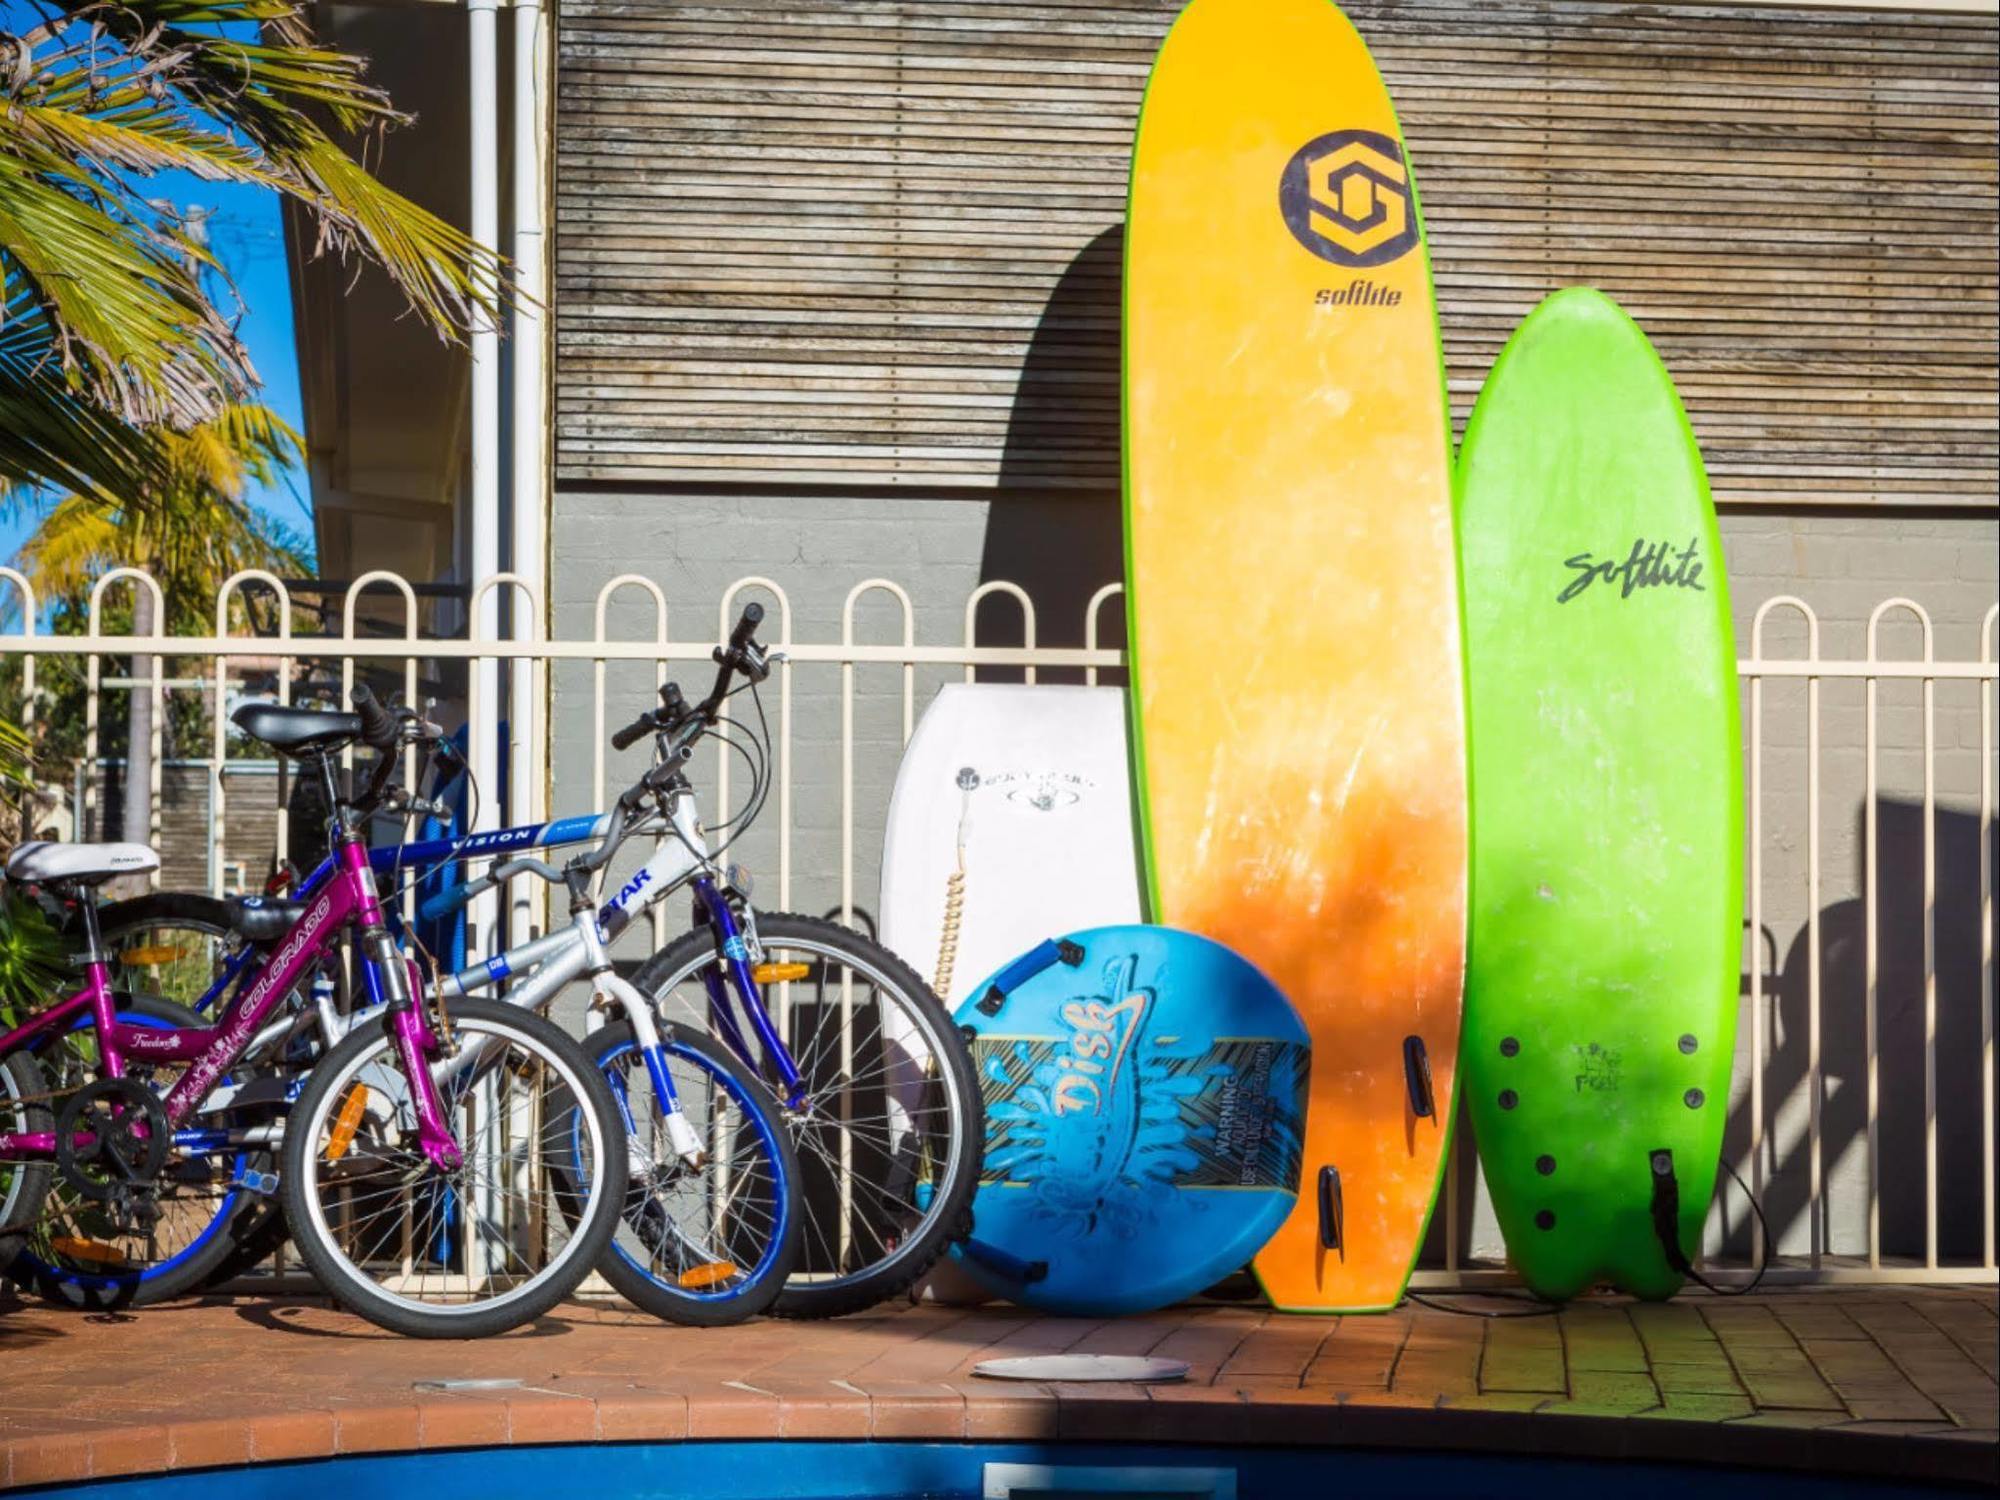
<box><xmin>0</xmin><ymin>1284</ymin><xmax>1992</xmax><ymax>1489</ymax></box>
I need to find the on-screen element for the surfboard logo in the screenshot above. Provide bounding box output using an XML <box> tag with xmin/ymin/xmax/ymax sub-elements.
<box><xmin>1278</xmin><ymin>130</ymin><xmax>1418</xmax><ymax>268</ymax></box>
<box><xmin>972</xmin><ymin>952</ymin><xmax>1309</xmax><ymax>1213</ymax></box>
<box><xmin>972</xmin><ymin>767</ymin><xmax>1093</xmax><ymax>815</ymax></box>
<box><xmin>1557</xmin><ymin>537</ymin><xmax>1707</xmax><ymax>604</ymax></box>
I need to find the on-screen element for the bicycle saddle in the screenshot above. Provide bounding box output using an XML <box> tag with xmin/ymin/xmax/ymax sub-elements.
<box><xmin>4</xmin><ymin>841</ymin><xmax>160</xmax><ymax>886</ymax></box>
<box><xmin>227</xmin><ymin>894</ymin><xmax>307</xmax><ymax>941</ymax></box>
<box><xmin>231</xmin><ymin>702</ymin><xmax>363</xmax><ymax>756</ymax></box>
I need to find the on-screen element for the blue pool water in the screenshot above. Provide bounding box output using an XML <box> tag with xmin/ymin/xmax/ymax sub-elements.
<box><xmin>22</xmin><ymin>1441</ymin><xmax>1979</xmax><ymax>1499</ymax></box>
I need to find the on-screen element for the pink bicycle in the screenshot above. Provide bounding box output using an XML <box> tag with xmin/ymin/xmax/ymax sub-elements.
<box><xmin>0</xmin><ymin>691</ymin><xmax>627</xmax><ymax>1337</ymax></box>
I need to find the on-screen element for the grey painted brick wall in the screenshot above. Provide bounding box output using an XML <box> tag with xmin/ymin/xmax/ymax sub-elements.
<box><xmin>550</xmin><ymin>491</ymin><xmax>1997</xmax><ymax>1267</ymax></box>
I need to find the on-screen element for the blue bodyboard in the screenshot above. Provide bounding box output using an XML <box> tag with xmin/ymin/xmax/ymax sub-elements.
<box><xmin>948</xmin><ymin>925</ymin><xmax>1309</xmax><ymax>1315</ymax></box>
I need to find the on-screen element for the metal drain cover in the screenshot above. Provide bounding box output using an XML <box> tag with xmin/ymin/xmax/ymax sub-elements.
<box><xmin>972</xmin><ymin>1354</ymin><xmax>1190</xmax><ymax>1384</ymax></box>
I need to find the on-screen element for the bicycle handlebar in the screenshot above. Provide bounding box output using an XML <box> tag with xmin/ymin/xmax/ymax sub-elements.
<box><xmin>347</xmin><ymin>685</ymin><xmax>453</xmax><ymax>822</ymax></box>
<box><xmin>606</xmin><ymin>604</ymin><xmax>770</xmax><ymax>755</ymax></box>
<box><xmin>728</xmin><ymin>600</ymin><xmax>764</xmax><ymax>651</ymax></box>
<box><xmin>349</xmin><ymin>683</ymin><xmax>400</xmax><ymax>751</ymax></box>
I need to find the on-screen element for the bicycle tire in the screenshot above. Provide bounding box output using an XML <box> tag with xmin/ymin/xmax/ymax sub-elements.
<box><xmin>547</xmin><ymin>1021</ymin><xmax>801</xmax><ymax>1325</ymax></box>
<box><xmin>281</xmin><ymin>997</ymin><xmax>627</xmax><ymax>1338</ymax></box>
<box><xmin>631</xmin><ymin>911</ymin><xmax>981</xmax><ymax>1319</ymax></box>
<box><xmin>3</xmin><ymin>992</ymin><xmax>262</xmax><ymax>1310</ymax></box>
<box><xmin>0</xmin><ymin>1053</ymin><xmax>54</xmax><ymax>1270</ymax></box>
<box><xmin>95</xmin><ymin>894</ymin><xmax>292</xmax><ymax>1291</ymax></box>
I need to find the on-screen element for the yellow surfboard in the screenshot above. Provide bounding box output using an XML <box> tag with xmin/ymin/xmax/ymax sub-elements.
<box><xmin>1124</xmin><ymin>0</ymin><xmax>1465</xmax><ymax>1313</ymax></box>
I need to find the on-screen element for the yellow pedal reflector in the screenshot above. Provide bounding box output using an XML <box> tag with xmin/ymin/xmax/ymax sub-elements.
<box><xmin>325</xmin><ymin>1084</ymin><xmax>370</xmax><ymax>1161</ymax></box>
<box><xmin>752</xmin><ymin>962</ymin><xmax>810</xmax><ymax>984</ymax></box>
<box><xmin>677</xmin><ymin>1261</ymin><xmax>738</xmax><ymax>1289</ymax></box>
<box><xmin>51</xmin><ymin>1237</ymin><xmax>132</xmax><ymax>1268</ymax></box>
<box><xmin>120</xmin><ymin>946</ymin><xmax>189</xmax><ymax>967</ymax></box>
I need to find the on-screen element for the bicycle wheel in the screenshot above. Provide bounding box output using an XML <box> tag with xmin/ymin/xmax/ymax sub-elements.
<box><xmin>93</xmin><ymin>892</ymin><xmax>240</xmax><ymax>1016</ymax></box>
<box><xmin>631</xmin><ymin>911</ymin><xmax>981</xmax><ymax>1319</ymax></box>
<box><xmin>548</xmin><ymin>1021</ymin><xmax>799</xmax><ymax>1325</ymax></box>
<box><xmin>281</xmin><ymin>997</ymin><xmax>626</xmax><ymax>1338</ymax></box>
<box><xmin>0</xmin><ymin>1053</ymin><xmax>54</xmax><ymax>1270</ymax></box>
<box><xmin>4</xmin><ymin>995</ymin><xmax>266</xmax><ymax>1310</ymax></box>
<box><xmin>94</xmin><ymin>895</ymin><xmax>294</xmax><ymax>1291</ymax></box>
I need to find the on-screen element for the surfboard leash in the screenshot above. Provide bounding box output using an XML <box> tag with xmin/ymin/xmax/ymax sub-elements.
<box><xmin>932</xmin><ymin>767</ymin><xmax>979</xmax><ymax>1000</ymax></box>
<box><xmin>1405</xmin><ymin>1289</ymin><xmax>1561</xmax><ymax>1319</ymax></box>
<box><xmin>1410</xmin><ymin>1152</ymin><xmax>1774</xmax><ymax>1317</ymax></box>
<box><xmin>1649</xmin><ymin>1150</ymin><xmax>1771</xmax><ymax>1298</ymax></box>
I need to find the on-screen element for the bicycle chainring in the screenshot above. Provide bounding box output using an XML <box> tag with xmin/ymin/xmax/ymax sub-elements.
<box><xmin>54</xmin><ymin>1078</ymin><xmax>171</xmax><ymax>1207</ymax></box>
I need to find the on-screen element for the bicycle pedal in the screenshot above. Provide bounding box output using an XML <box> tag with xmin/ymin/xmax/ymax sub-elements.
<box><xmin>231</xmin><ymin>1167</ymin><xmax>281</xmax><ymax>1196</ymax></box>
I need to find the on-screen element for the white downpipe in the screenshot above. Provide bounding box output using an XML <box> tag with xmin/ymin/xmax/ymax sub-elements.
<box><xmin>510</xmin><ymin>0</ymin><xmax>550</xmax><ymax>943</ymax></box>
<box><xmin>468</xmin><ymin>0</ymin><xmax>503</xmax><ymax>966</ymax></box>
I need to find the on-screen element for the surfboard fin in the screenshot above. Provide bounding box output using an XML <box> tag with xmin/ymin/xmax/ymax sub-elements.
<box><xmin>1649</xmin><ymin>1148</ymin><xmax>1691</xmax><ymax>1276</ymax></box>
<box><xmin>1317</xmin><ymin>1166</ymin><xmax>1344</xmax><ymax>1257</ymax></box>
<box><xmin>1403</xmin><ymin>1035</ymin><xmax>1435</xmax><ymax>1119</ymax></box>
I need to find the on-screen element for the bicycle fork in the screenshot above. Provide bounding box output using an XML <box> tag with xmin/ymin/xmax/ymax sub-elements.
<box><xmin>577</xmin><ymin>921</ymin><xmax>706</xmax><ymax>1169</ymax></box>
<box><xmin>346</xmin><ymin>839</ymin><xmax>462</xmax><ymax>1175</ymax></box>
<box><xmin>691</xmin><ymin>878</ymin><xmax>806</xmax><ymax>1111</ymax></box>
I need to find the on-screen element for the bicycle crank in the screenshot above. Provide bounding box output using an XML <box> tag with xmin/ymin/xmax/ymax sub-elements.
<box><xmin>53</xmin><ymin>1078</ymin><xmax>171</xmax><ymax>1222</ymax></box>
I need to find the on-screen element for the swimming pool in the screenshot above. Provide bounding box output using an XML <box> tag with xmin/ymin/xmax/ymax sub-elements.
<box><xmin>20</xmin><ymin>1441</ymin><xmax>1981</xmax><ymax>1499</ymax></box>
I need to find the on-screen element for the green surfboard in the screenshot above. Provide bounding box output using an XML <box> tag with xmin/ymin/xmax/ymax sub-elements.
<box><xmin>1456</xmin><ymin>287</ymin><xmax>1742</xmax><ymax>1302</ymax></box>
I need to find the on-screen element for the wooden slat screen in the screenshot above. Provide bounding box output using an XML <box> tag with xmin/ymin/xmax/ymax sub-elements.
<box><xmin>555</xmin><ymin>1</ymin><xmax>1999</xmax><ymax>506</ymax></box>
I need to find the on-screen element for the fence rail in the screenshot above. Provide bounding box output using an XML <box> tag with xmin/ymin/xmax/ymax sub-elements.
<box><xmin>3</xmin><ymin>568</ymin><xmax>1995</xmax><ymax>1288</ymax></box>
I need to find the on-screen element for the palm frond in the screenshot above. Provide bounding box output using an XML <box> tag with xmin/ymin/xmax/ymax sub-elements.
<box><xmin>0</xmin><ymin>0</ymin><xmax>513</xmax><ymax>500</ymax></box>
<box><xmin>0</xmin><ymin>156</ymin><xmax>247</xmax><ymax>426</ymax></box>
<box><xmin>11</xmin><ymin>401</ymin><xmax>310</xmax><ymax>627</ymax></box>
<box><xmin>0</xmin><ymin>360</ymin><xmax>175</xmax><ymax>501</ymax></box>
<box><xmin>43</xmin><ymin>0</ymin><xmax>511</xmax><ymax>333</ymax></box>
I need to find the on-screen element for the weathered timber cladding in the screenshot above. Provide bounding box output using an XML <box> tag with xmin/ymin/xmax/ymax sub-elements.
<box><xmin>554</xmin><ymin>1</ymin><xmax>1999</xmax><ymax>506</ymax></box>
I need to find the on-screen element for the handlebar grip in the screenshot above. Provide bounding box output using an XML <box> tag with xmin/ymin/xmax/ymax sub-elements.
<box><xmin>610</xmin><ymin>715</ymin><xmax>655</xmax><ymax>752</ymax></box>
<box><xmin>349</xmin><ymin>684</ymin><xmax>400</xmax><ymax>750</ymax></box>
<box><xmin>729</xmin><ymin>601</ymin><xmax>764</xmax><ymax>650</ymax></box>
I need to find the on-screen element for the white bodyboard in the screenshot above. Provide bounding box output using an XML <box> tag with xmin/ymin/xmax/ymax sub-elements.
<box><xmin>878</xmin><ymin>684</ymin><xmax>1143</xmax><ymax>1005</ymax></box>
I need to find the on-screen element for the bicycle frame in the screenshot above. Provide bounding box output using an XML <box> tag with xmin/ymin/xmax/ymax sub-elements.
<box><xmin>0</xmin><ymin>837</ymin><xmax>461</xmax><ymax>1171</ymax></box>
<box><xmin>165</xmin><ymin>814</ymin><xmax>616</xmax><ymax>1022</ymax></box>
<box><xmin>106</xmin><ymin>790</ymin><xmax>809</xmax><ymax>1114</ymax></box>
<box><xmin>429</xmin><ymin>795</ymin><xmax>806</xmax><ymax>1110</ymax></box>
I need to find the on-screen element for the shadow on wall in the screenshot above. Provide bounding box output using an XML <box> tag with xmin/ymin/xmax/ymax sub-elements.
<box><xmin>1720</xmin><ymin>795</ymin><xmax>1996</xmax><ymax>1265</ymax></box>
<box><xmin>981</xmin><ymin>225</ymin><xmax>1128</xmax><ymax>678</ymax></box>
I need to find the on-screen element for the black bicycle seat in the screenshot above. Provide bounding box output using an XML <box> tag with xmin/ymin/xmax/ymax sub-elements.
<box><xmin>231</xmin><ymin>703</ymin><xmax>363</xmax><ymax>756</ymax></box>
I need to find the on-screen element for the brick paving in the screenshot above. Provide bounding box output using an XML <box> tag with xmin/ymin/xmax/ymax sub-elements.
<box><xmin>0</xmin><ymin>1283</ymin><xmax>1992</xmax><ymax>1490</ymax></box>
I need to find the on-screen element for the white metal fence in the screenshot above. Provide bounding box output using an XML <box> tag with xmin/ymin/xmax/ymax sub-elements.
<box><xmin>2</xmin><ymin>567</ymin><xmax>1995</xmax><ymax>1288</ymax></box>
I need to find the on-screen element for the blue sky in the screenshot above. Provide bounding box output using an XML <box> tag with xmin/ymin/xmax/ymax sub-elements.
<box><xmin>0</xmin><ymin>8</ymin><xmax>309</xmax><ymax>580</ymax></box>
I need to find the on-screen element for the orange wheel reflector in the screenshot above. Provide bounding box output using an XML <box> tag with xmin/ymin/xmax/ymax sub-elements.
<box><xmin>120</xmin><ymin>946</ymin><xmax>189</xmax><ymax>966</ymax></box>
<box><xmin>752</xmin><ymin>962</ymin><xmax>810</xmax><ymax>984</ymax></box>
<box><xmin>51</xmin><ymin>1237</ymin><xmax>132</xmax><ymax>1268</ymax></box>
<box><xmin>677</xmin><ymin>1261</ymin><xmax>739</xmax><ymax>1289</ymax></box>
<box><xmin>325</xmin><ymin>1084</ymin><xmax>370</xmax><ymax>1162</ymax></box>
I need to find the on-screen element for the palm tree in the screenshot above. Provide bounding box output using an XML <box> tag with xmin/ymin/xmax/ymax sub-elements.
<box><xmin>1</xmin><ymin>0</ymin><xmax>506</xmax><ymax>503</ymax></box>
<box><xmin>10</xmin><ymin>404</ymin><xmax>308</xmax><ymax>863</ymax></box>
